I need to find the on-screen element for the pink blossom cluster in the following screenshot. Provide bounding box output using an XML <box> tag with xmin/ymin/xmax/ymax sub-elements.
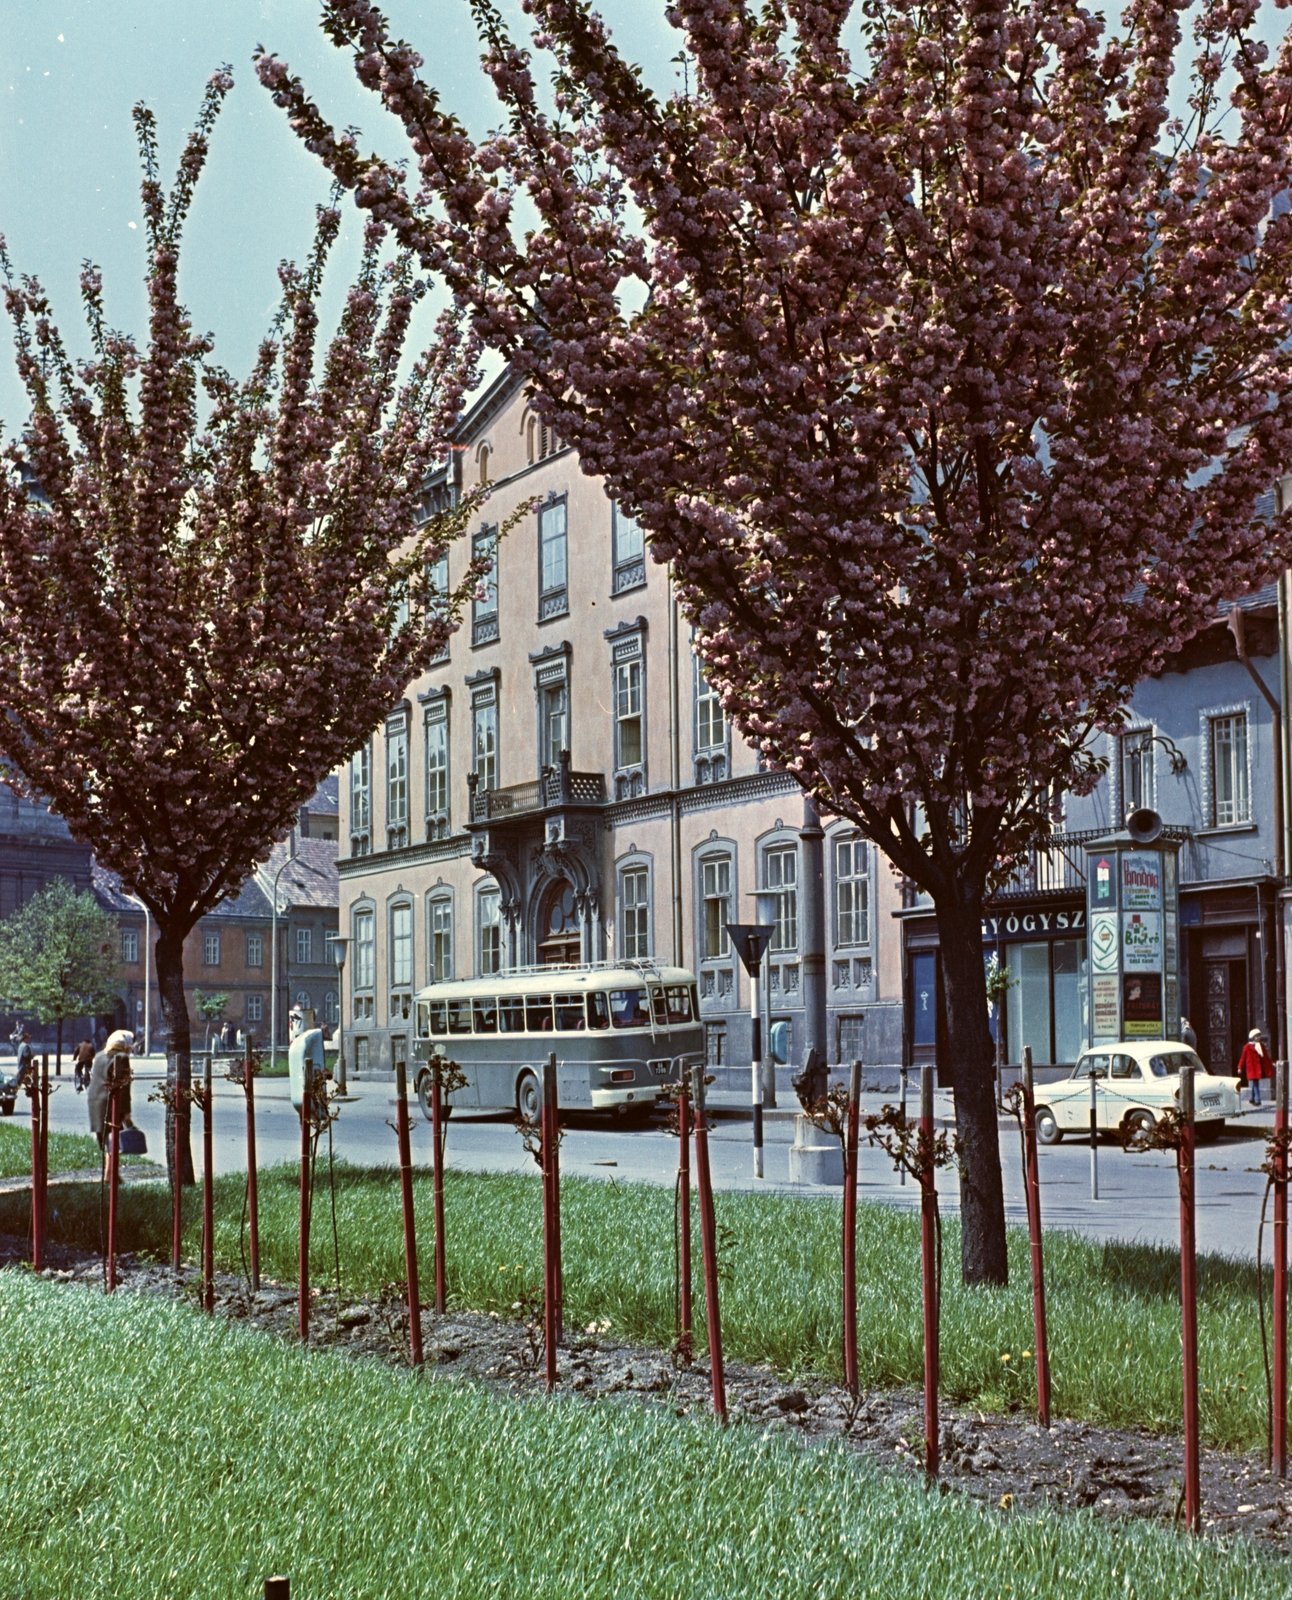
<box><xmin>0</xmin><ymin>69</ymin><xmax>485</xmax><ymax>994</ymax></box>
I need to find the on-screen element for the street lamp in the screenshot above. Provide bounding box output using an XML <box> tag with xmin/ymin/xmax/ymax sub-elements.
<box><xmin>269</xmin><ymin>832</ymin><xmax>298</xmax><ymax>1072</ymax></box>
<box><xmin>330</xmin><ymin>935</ymin><xmax>349</xmax><ymax>1094</ymax></box>
<box><xmin>726</xmin><ymin>893</ymin><xmax>778</xmax><ymax>1177</ymax></box>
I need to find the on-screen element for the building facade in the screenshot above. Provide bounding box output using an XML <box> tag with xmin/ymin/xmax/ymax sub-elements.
<box><xmin>900</xmin><ymin>585</ymin><xmax>1286</xmax><ymax>1081</ymax></box>
<box><xmin>337</xmin><ymin>369</ymin><xmax>904</xmax><ymax>1086</ymax></box>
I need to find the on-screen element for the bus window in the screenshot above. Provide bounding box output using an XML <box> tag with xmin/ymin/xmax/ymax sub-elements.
<box><xmin>416</xmin><ymin>1001</ymin><xmax>431</xmax><ymax>1039</ymax></box>
<box><xmin>473</xmin><ymin>997</ymin><xmax>498</xmax><ymax>1034</ymax></box>
<box><xmin>526</xmin><ymin>994</ymin><xmax>555</xmax><ymax>1032</ymax></box>
<box><xmin>690</xmin><ymin>985</ymin><xmax>700</xmax><ymax>1019</ymax></box>
<box><xmin>500</xmin><ymin>997</ymin><xmax>526</xmax><ymax>1033</ymax></box>
<box><xmin>587</xmin><ymin>992</ymin><xmax>610</xmax><ymax>1030</ymax></box>
<box><xmin>448</xmin><ymin>999</ymin><xmax>473</xmax><ymax>1035</ymax></box>
<box><xmin>555</xmin><ymin>994</ymin><xmax>585</xmax><ymax>1031</ymax></box>
<box><xmin>428</xmin><ymin>1000</ymin><xmax>447</xmax><ymax>1036</ymax></box>
<box><xmin>666</xmin><ymin>985</ymin><xmax>693</xmax><ymax>1024</ymax></box>
<box><xmin>610</xmin><ymin>988</ymin><xmax>650</xmax><ymax>1029</ymax></box>
<box><xmin>650</xmin><ymin>987</ymin><xmax>668</xmax><ymax>1026</ymax></box>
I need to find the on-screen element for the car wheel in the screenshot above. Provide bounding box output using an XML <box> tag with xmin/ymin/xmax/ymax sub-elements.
<box><xmin>1123</xmin><ymin>1108</ymin><xmax>1155</xmax><ymax>1140</ymax></box>
<box><xmin>416</xmin><ymin>1072</ymin><xmax>434</xmax><ymax>1122</ymax></box>
<box><xmin>1196</xmin><ymin>1119</ymin><xmax>1224</xmax><ymax>1145</ymax></box>
<box><xmin>516</xmin><ymin>1070</ymin><xmax>542</xmax><ymax>1122</ymax></box>
<box><xmin>1034</xmin><ymin>1106</ymin><xmax>1061</xmax><ymax>1145</ymax></box>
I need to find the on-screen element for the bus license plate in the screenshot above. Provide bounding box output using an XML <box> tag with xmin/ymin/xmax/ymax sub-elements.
<box><xmin>649</xmin><ymin>1059</ymin><xmax>671</xmax><ymax>1078</ymax></box>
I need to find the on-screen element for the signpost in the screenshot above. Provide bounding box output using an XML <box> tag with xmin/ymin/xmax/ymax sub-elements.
<box><xmin>726</xmin><ymin>921</ymin><xmax>775</xmax><ymax>1177</ymax></box>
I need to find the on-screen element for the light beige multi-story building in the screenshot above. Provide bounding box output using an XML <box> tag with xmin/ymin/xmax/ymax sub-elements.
<box><xmin>337</xmin><ymin>368</ymin><xmax>902</xmax><ymax>1089</ymax></box>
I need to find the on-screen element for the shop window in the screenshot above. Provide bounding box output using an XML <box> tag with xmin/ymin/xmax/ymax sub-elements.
<box><xmin>1004</xmin><ymin>938</ymin><xmax>1086</xmax><ymax>1066</ymax></box>
<box><xmin>1211</xmin><ymin>713</ymin><xmax>1250</xmax><ymax>826</ymax></box>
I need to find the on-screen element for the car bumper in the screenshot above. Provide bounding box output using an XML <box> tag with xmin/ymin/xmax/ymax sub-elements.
<box><xmin>591</xmin><ymin>1085</ymin><xmax>662</xmax><ymax>1110</ymax></box>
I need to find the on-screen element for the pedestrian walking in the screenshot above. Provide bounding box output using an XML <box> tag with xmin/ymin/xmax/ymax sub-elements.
<box><xmin>88</xmin><ymin>1029</ymin><xmax>136</xmax><ymax>1149</ymax></box>
<box><xmin>1180</xmin><ymin>1015</ymin><xmax>1198</xmax><ymax>1051</ymax></box>
<box><xmin>3</xmin><ymin>1031</ymin><xmax>35</xmax><ymax>1095</ymax></box>
<box><xmin>1236</xmin><ymin>1028</ymin><xmax>1275</xmax><ymax>1107</ymax></box>
<box><xmin>72</xmin><ymin>1037</ymin><xmax>95</xmax><ymax>1093</ymax></box>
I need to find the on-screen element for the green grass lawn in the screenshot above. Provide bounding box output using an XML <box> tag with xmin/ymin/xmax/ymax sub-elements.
<box><xmin>0</xmin><ymin>1118</ymin><xmax>152</xmax><ymax>1180</ymax></box>
<box><xmin>0</xmin><ymin>1160</ymin><xmax>1274</xmax><ymax>1452</ymax></box>
<box><xmin>1</xmin><ymin>1274</ymin><xmax>1278</xmax><ymax>1600</ymax></box>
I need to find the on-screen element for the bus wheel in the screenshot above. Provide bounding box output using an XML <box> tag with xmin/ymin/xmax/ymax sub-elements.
<box><xmin>516</xmin><ymin>1070</ymin><xmax>542</xmax><ymax>1123</ymax></box>
<box><xmin>416</xmin><ymin>1072</ymin><xmax>434</xmax><ymax>1122</ymax></box>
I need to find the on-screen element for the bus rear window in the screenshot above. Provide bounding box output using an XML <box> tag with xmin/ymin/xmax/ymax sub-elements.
<box><xmin>555</xmin><ymin>994</ymin><xmax>585</xmax><ymax>1031</ymax></box>
<box><xmin>500</xmin><ymin>997</ymin><xmax>526</xmax><ymax>1033</ymax></box>
<box><xmin>473</xmin><ymin>998</ymin><xmax>498</xmax><ymax>1034</ymax></box>
<box><xmin>665</xmin><ymin>985</ymin><xmax>693</xmax><ymax>1024</ymax></box>
<box><xmin>587</xmin><ymin>992</ymin><xmax>610</xmax><ymax>1030</ymax></box>
<box><xmin>428</xmin><ymin>1001</ymin><xmax>447</xmax><ymax>1036</ymax></box>
<box><xmin>448</xmin><ymin>999</ymin><xmax>473</xmax><ymax>1035</ymax></box>
<box><xmin>526</xmin><ymin>994</ymin><xmax>554</xmax><ymax>1032</ymax></box>
<box><xmin>610</xmin><ymin>988</ymin><xmax>650</xmax><ymax>1029</ymax></box>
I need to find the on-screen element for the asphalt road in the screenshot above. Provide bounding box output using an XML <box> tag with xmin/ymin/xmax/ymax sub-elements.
<box><xmin>29</xmin><ymin>1059</ymin><xmax>1279</xmax><ymax>1262</ymax></box>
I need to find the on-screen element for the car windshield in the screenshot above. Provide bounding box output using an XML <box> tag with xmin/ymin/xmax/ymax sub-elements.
<box><xmin>1149</xmin><ymin>1050</ymin><xmax>1204</xmax><ymax>1079</ymax></box>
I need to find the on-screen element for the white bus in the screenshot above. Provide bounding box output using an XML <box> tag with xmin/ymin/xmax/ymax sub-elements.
<box><xmin>411</xmin><ymin>961</ymin><xmax>704</xmax><ymax>1120</ymax></box>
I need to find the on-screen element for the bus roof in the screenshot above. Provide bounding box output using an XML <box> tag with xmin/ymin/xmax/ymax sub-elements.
<box><xmin>413</xmin><ymin>962</ymin><xmax>697</xmax><ymax>1002</ymax></box>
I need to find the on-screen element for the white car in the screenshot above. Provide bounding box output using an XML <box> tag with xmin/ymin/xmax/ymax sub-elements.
<box><xmin>1033</xmin><ymin>1042</ymin><xmax>1241</xmax><ymax>1147</ymax></box>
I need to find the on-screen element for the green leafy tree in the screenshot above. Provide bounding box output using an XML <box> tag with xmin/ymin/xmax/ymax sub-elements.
<box><xmin>0</xmin><ymin>880</ymin><xmax>120</xmax><ymax>1071</ymax></box>
<box><xmin>193</xmin><ymin>989</ymin><xmax>231</xmax><ymax>1052</ymax></box>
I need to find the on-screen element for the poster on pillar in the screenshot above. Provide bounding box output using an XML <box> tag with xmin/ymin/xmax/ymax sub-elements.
<box><xmin>1085</xmin><ymin>834</ymin><xmax>1182</xmax><ymax>1049</ymax></box>
<box><xmin>1121</xmin><ymin>911</ymin><xmax>1162</xmax><ymax>972</ymax></box>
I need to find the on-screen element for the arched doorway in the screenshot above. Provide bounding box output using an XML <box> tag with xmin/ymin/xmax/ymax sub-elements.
<box><xmin>538</xmin><ymin>880</ymin><xmax>581</xmax><ymax>966</ymax></box>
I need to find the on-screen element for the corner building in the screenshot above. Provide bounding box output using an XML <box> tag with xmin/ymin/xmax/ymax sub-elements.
<box><xmin>338</xmin><ymin>369</ymin><xmax>903</xmax><ymax>1087</ymax></box>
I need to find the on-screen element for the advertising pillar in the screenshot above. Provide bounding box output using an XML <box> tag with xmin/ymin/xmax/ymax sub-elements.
<box><xmin>1086</xmin><ymin>827</ymin><xmax>1182</xmax><ymax>1047</ymax></box>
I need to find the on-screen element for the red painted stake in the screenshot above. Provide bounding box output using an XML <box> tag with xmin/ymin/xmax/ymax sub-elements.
<box><xmin>542</xmin><ymin>1054</ymin><xmax>560</xmax><ymax>1393</ymax></box>
<box><xmin>430</xmin><ymin>1063</ymin><xmax>447</xmax><ymax>1315</ymax></box>
<box><xmin>395</xmin><ymin>1061</ymin><xmax>424</xmax><ymax>1366</ymax></box>
<box><xmin>551</xmin><ymin>1059</ymin><xmax>563</xmax><ymax>1330</ymax></box>
<box><xmin>28</xmin><ymin>1066</ymin><xmax>42</xmax><ymax>1270</ymax></box>
<box><xmin>1275</xmin><ymin>1060</ymin><xmax>1288</xmax><ymax>1479</ymax></box>
<box><xmin>1021</xmin><ymin>1047</ymin><xmax>1052</xmax><ymax>1428</ymax></box>
<box><xmin>1179</xmin><ymin>1066</ymin><xmax>1201</xmax><ymax>1532</ymax></box>
<box><xmin>38</xmin><ymin>1058</ymin><xmax>49</xmax><ymax>1263</ymax></box>
<box><xmin>106</xmin><ymin>1067</ymin><xmax>122</xmax><ymax>1293</ymax></box>
<box><xmin>299</xmin><ymin>1071</ymin><xmax>312</xmax><ymax>1343</ymax></box>
<box><xmin>171</xmin><ymin>1068</ymin><xmax>183</xmax><ymax>1274</ymax></box>
<box><xmin>244</xmin><ymin>1036</ymin><xmax>260</xmax><ymax>1293</ymax></box>
<box><xmin>843</xmin><ymin>1060</ymin><xmax>861</xmax><ymax>1396</ymax></box>
<box><xmin>691</xmin><ymin>1064</ymin><xmax>727</xmax><ymax>1424</ymax></box>
<box><xmin>919</xmin><ymin>1064</ymin><xmax>939</xmax><ymax>1478</ymax></box>
<box><xmin>678</xmin><ymin>1085</ymin><xmax>692</xmax><ymax>1351</ymax></box>
<box><xmin>202</xmin><ymin>1054</ymin><xmax>215</xmax><ymax>1314</ymax></box>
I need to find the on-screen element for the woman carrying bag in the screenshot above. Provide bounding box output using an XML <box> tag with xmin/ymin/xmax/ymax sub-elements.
<box><xmin>88</xmin><ymin>1030</ymin><xmax>145</xmax><ymax>1153</ymax></box>
<box><xmin>1235</xmin><ymin>1028</ymin><xmax>1275</xmax><ymax>1108</ymax></box>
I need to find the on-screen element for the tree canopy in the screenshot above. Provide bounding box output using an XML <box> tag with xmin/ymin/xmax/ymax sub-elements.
<box><xmin>0</xmin><ymin>880</ymin><xmax>119</xmax><ymax>1037</ymax></box>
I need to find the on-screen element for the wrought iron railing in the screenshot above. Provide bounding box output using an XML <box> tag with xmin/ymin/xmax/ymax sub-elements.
<box><xmin>469</xmin><ymin>760</ymin><xmax>607</xmax><ymax>824</ymax></box>
<box><xmin>988</xmin><ymin>825</ymin><xmax>1191</xmax><ymax>902</ymax></box>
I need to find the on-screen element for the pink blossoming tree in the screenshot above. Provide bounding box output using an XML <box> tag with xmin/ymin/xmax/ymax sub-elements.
<box><xmin>0</xmin><ymin>71</ymin><xmax>486</xmax><ymax>1181</ymax></box>
<box><xmin>263</xmin><ymin>0</ymin><xmax>1292</xmax><ymax>1283</ymax></box>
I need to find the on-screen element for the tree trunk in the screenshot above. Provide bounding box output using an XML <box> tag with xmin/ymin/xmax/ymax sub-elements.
<box><xmin>156</xmin><ymin>926</ymin><xmax>195</xmax><ymax>1187</ymax></box>
<box><xmin>935</xmin><ymin>888</ymin><xmax>1009</xmax><ymax>1286</ymax></box>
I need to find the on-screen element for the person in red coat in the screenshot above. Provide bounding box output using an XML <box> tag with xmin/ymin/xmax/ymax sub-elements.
<box><xmin>1236</xmin><ymin>1029</ymin><xmax>1275</xmax><ymax>1106</ymax></box>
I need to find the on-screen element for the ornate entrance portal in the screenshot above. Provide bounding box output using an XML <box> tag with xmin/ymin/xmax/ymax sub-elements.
<box><xmin>539</xmin><ymin>880</ymin><xmax>581</xmax><ymax>965</ymax></box>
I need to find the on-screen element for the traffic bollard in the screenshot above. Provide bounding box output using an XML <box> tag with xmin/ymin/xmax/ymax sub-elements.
<box><xmin>1021</xmin><ymin>1047</ymin><xmax>1051</xmax><ymax>1428</ymax></box>
<box><xmin>395</xmin><ymin>1061</ymin><xmax>424</xmax><ymax>1367</ymax></box>
<box><xmin>920</xmin><ymin>1064</ymin><xmax>938</xmax><ymax>1477</ymax></box>
<box><xmin>691</xmin><ymin>1063</ymin><xmax>727</xmax><ymax>1423</ymax></box>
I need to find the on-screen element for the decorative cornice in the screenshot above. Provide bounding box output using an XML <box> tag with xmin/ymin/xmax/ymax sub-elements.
<box><xmin>602</xmin><ymin>768</ymin><xmax>800</xmax><ymax>827</ymax></box>
<box><xmin>338</xmin><ymin>834</ymin><xmax>472</xmax><ymax>878</ymax></box>
<box><xmin>464</xmin><ymin>664</ymin><xmax>501</xmax><ymax>690</ymax></box>
<box><xmin>603</xmin><ymin>614</ymin><xmax>648</xmax><ymax>644</ymax></box>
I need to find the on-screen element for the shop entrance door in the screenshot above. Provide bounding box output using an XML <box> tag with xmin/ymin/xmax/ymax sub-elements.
<box><xmin>1203</xmin><ymin>959</ymin><xmax>1248</xmax><ymax>1077</ymax></box>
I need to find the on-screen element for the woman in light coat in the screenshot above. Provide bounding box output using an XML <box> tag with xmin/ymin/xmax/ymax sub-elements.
<box><xmin>88</xmin><ymin>1029</ymin><xmax>136</xmax><ymax>1149</ymax></box>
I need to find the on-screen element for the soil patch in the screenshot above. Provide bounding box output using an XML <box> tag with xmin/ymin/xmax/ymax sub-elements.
<box><xmin>7</xmin><ymin>1230</ymin><xmax>1290</xmax><ymax>1555</ymax></box>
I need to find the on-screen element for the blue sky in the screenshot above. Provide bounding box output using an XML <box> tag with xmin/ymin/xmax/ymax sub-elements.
<box><xmin>0</xmin><ymin>0</ymin><xmax>677</xmax><ymax>431</ymax></box>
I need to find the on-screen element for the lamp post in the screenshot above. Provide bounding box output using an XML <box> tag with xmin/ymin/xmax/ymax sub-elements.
<box><xmin>331</xmin><ymin>935</ymin><xmax>349</xmax><ymax>1093</ymax></box>
<box><xmin>269</xmin><ymin>832</ymin><xmax>297</xmax><ymax>1073</ymax></box>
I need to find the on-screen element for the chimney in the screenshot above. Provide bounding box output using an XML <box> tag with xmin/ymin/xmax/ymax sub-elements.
<box><xmin>297</xmin><ymin>807</ymin><xmax>310</xmax><ymax>839</ymax></box>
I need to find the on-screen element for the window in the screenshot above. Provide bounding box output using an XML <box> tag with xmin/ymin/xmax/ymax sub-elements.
<box><xmin>701</xmin><ymin>855</ymin><xmax>731</xmax><ymax>958</ymax></box>
<box><xmin>539</xmin><ymin>677</ymin><xmax>568</xmax><ymax>771</ymax></box>
<box><xmin>429</xmin><ymin>897</ymin><xmax>453</xmax><ymax>983</ymax></box>
<box><xmin>120</xmin><ymin>928</ymin><xmax>139</xmax><ymax>964</ymax></box>
<box><xmin>295</xmin><ymin>990</ymin><xmax>311</xmax><ymax>1012</ymax></box>
<box><xmin>387</xmin><ymin>715</ymin><xmax>409</xmax><ymax>850</ymax></box>
<box><xmin>1211</xmin><ymin>713</ymin><xmax>1250</xmax><ymax>826</ymax></box>
<box><xmin>835</xmin><ymin>837</ymin><xmax>870</xmax><ymax>947</ymax></box>
<box><xmin>705</xmin><ymin>1022</ymin><xmax>727</xmax><ymax>1067</ymax></box>
<box><xmin>1003</xmin><ymin>938</ymin><xmax>1087</xmax><ymax>1066</ymax></box>
<box><xmin>425</xmin><ymin>699</ymin><xmax>450</xmax><ymax>839</ymax></box>
<box><xmin>838</xmin><ymin>1015</ymin><xmax>865</xmax><ymax>1064</ymax></box>
<box><xmin>324</xmin><ymin>991</ymin><xmax>338</xmax><ymax>1026</ymax></box>
<box><xmin>295</xmin><ymin>927</ymin><xmax>313</xmax><ymax>964</ymax></box>
<box><xmin>472</xmin><ymin>528</ymin><xmax>499</xmax><ymax>647</ymax></box>
<box><xmin>695</xmin><ymin>663</ymin><xmax>726</xmax><ymax>783</ymax></box>
<box><xmin>203</xmin><ymin>932</ymin><xmax>221</xmax><ymax>967</ymax></box>
<box><xmin>621</xmin><ymin>866</ymin><xmax>650</xmax><ymax>959</ymax></box>
<box><xmin>390</xmin><ymin>903</ymin><xmax>413</xmax><ymax>989</ymax></box>
<box><xmin>472</xmin><ymin>687</ymin><xmax>498</xmax><ymax>792</ymax></box>
<box><xmin>355</xmin><ymin>1037</ymin><xmax>370</xmax><ymax>1074</ymax></box>
<box><xmin>477</xmin><ymin>442</ymin><xmax>490</xmax><ymax>485</ymax></box>
<box><xmin>246</xmin><ymin>932</ymin><xmax>263</xmax><ymax>968</ymax></box>
<box><xmin>350</xmin><ymin>743</ymin><xmax>372</xmax><ymax>856</ymax></box>
<box><xmin>1121</xmin><ymin>728</ymin><xmax>1154</xmax><ymax>817</ymax></box>
<box><xmin>354</xmin><ymin>909</ymin><xmax>375</xmax><ymax>991</ymax></box>
<box><xmin>426</xmin><ymin>555</ymin><xmax>451</xmax><ymax>663</ymax></box>
<box><xmin>246</xmin><ymin>994</ymin><xmax>263</xmax><ymax>1023</ymax></box>
<box><xmin>538</xmin><ymin>499</ymin><xmax>568</xmax><ymax>620</ymax></box>
<box><xmin>615</xmin><ymin>660</ymin><xmax>643</xmax><ymax>769</ymax></box>
<box><xmin>765</xmin><ymin>846</ymin><xmax>798</xmax><ymax>951</ymax></box>
<box><xmin>478</xmin><ymin>887</ymin><xmax>502</xmax><ymax>975</ymax></box>
<box><xmin>527</xmin><ymin>412</ymin><xmax>561</xmax><ymax>462</ymax></box>
<box><xmin>612</xmin><ymin>504</ymin><xmax>646</xmax><ymax>594</ymax></box>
